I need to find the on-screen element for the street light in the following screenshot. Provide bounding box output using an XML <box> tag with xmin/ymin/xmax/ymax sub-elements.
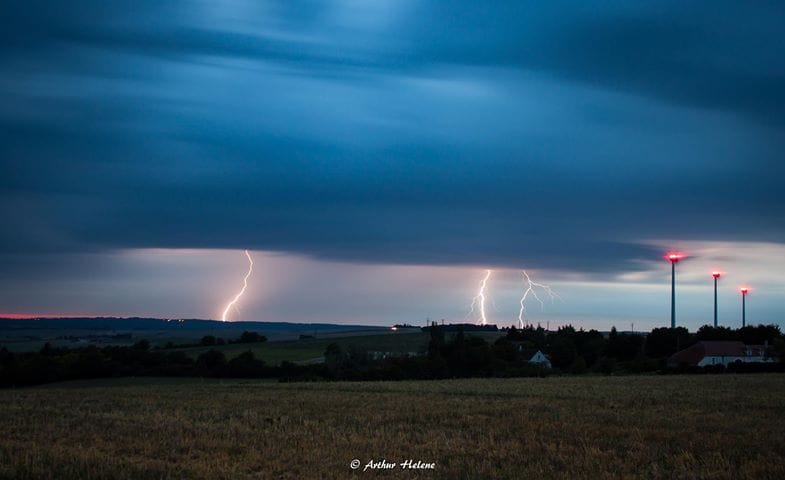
<box><xmin>712</xmin><ymin>272</ymin><xmax>722</xmax><ymax>327</ymax></box>
<box><xmin>740</xmin><ymin>287</ymin><xmax>750</xmax><ymax>328</ymax></box>
<box><xmin>665</xmin><ymin>252</ymin><xmax>684</xmax><ymax>328</ymax></box>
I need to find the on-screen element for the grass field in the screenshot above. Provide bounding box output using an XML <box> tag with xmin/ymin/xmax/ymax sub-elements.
<box><xmin>1</xmin><ymin>374</ymin><xmax>783</xmax><ymax>479</ymax></box>
<box><xmin>169</xmin><ymin>330</ymin><xmax>503</xmax><ymax>365</ymax></box>
<box><xmin>0</xmin><ymin>324</ymin><xmax>392</xmax><ymax>353</ymax></box>
<box><xmin>171</xmin><ymin>331</ymin><xmax>431</xmax><ymax>364</ymax></box>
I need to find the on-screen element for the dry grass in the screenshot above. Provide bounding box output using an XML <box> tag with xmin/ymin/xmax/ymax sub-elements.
<box><xmin>1</xmin><ymin>374</ymin><xmax>784</xmax><ymax>479</ymax></box>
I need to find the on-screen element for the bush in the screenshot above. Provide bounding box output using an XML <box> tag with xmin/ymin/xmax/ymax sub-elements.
<box><xmin>570</xmin><ymin>356</ymin><xmax>588</xmax><ymax>374</ymax></box>
<box><xmin>227</xmin><ymin>351</ymin><xmax>267</xmax><ymax>377</ymax></box>
<box><xmin>596</xmin><ymin>357</ymin><xmax>616</xmax><ymax>375</ymax></box>
<box><xmin>196</xmin><ymin>349</ymin><xmax>226</xmax><ymax>375</ymax></box>
<box><xmin>237</xmin><ymin>331</ymin><xmax>267</xmax><ymax>343</ymax></box>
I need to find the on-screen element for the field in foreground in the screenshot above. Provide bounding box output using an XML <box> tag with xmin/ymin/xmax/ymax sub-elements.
<box><xmin>1</xmin><ymin>375</ymin><xmax>784</xmax><ymax>479</ymax></box>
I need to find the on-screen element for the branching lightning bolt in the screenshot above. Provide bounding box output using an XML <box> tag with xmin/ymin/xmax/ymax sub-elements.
<box><xmin>221</xmin><ymin>250</ymin><xmax>254</xmax><ymax>322</ymax></box>
<box><xmin>517</xmin><ymin>270</ymin><xmax>560</xmax><ymax>328</ymax></box>
<box><xmin>466</xmin><ymin>269</ymin><xmax>492</xmax><ymax>325</ymax></box>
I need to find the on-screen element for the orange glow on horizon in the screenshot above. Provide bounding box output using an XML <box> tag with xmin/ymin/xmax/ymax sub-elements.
<box><xmin>0</xmin><ymin>313</ymin><xmax>42</xmax><ymax>319</ymax></box>
<box><xmin>0</xmin><ymin>313</ymin><xmax>99</xmax><ymax>319</ymax></box>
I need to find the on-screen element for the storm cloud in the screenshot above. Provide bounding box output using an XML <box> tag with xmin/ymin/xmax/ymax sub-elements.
<box><xmin>2</xmin><ymin>0</ymin><xmax>784</xmax><ymax>274</ymax></box>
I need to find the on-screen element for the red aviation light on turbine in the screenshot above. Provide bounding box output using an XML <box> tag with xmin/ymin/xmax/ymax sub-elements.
<box><xmin>712</xmin><ymin>271</ymin><xmax>722</xmax><ymax>279</ymax></box>
<box><xmin>740</xmin><ymin>286</ymin><xmax>750</xmax><ymax>294</ymax></box>
<box><xmin>665</xmin><ymin>252</ymin><xmax>685</xmax><ymax>263</ymax></box>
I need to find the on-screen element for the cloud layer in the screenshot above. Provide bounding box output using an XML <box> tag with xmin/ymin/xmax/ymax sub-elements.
<box><xmin>2</xmin><ymin>1</ymin><xmax>784</xmax><ymax>276</ymax></box>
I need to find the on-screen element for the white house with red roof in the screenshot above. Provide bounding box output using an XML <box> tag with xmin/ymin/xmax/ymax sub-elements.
<box><xmin>668</xmin><ymin>341</ymin><xmax>775</xmax><ymax>367</ymax></box>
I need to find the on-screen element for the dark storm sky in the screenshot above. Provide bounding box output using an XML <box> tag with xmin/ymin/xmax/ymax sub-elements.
<box><xmin>1</xmin><ymin>1</ymin><xmax>784</xmax><ymax>325</ymax></box>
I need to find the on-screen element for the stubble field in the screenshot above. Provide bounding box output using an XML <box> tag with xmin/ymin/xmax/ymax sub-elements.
<box><xmin>0</xmin><ymin>374</ymin><xmax>783</xmax><ymax>479</ymax></box>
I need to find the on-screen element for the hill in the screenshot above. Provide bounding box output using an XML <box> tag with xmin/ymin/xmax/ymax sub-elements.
<box><xmin>0</xmin><ymin>317</ymin><xmax>390</xmax><ymax>352</ymax></box>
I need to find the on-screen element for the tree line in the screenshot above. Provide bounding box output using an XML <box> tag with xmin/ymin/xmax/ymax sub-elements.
<box><xmin>504</xmin><ymin>323</ymin><xmax>784</xmax><ymax>373</ymax></box>
<box><xmin>1</xmin><ymin>324</ymin><xmax>783</xmax><ymax>387</ymax></box>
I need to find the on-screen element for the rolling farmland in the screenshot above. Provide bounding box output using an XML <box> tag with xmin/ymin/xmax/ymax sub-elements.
<box><xmin>1</xmin><ymin>374</ymin><xmax>783</xmax><ymax>479</ymax></box>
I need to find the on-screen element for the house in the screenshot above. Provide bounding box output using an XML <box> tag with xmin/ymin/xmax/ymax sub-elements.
<box><xmin>516</xmin><ymin>346</ymin><xmax>552</xmax><ymax>368</ymax></box>
<box><xmin>368</xmin><ymin>351</ymin><xmax>420</xmax><ymax>361</ymax></box>
<box><xmin>667</xmin><ymin>341</ymin><xmax>775</xmax><ymax>367</ymax></box>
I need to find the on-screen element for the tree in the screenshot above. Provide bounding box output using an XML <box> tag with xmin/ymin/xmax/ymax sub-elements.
<box><xmin>196</xmin><ymin>349</ymin><xmax>226</xmax><ymax>372</ymax></box>
<box><xmin>770</xmin><ymin>338</ymin><xmax>785</xmax><ymax>363</ymax></box>
<box><xmin>570</xmin><ymin>356</ymin><xmax>588</xmax><ymax>374</ymax></box>
<box><xmin>645</xmin><ymin>327</ymin><xmax>691</xmax><ymax>358</ymax></box>
<box><xmin>575</xmin><ymin>330</ymin><xmax>605</xmax><ymax>367</ymax></box>
<box><xmin>40</xmin><ymin>342</ymin><xmax>64</xmax><ymax>356</ymax></box>
<box><xmin>227</xmin><ymin>350</ymin><xmax>266</xmax><ymax>377</ymax></box>
<box><xmin>507</xmin><ymin>325</ymin><xmax>547</xmax><ymax>349</ymax></box>
<box><xmin>492</xmin><ymin>337</ymin><xmax>517</xmax><ymax>362</ymax></box>
<box><xmin>738</xmin><ymin>324</ymin><xmax>782</xmax><ymax>345</ymax></box>
<box><xmin>325</xmin><ymin>343</ymin><xmax>344</xmax><ymax>372</ymax></box>
<box><xmin>238</xmin><ymin>331</ymin><xmax>267</xmax><ymax>343</ymax></box>
<box><xmin>464</xmin><ymin>336</ymin><xmax>493</xmax><ymax>367</ymax></box>
<box><xmin>427</xmin><ymin>322</ymin><xmax>445</xmax><ymax>359</ymax></box>
<box><xmin>345</xmin><ymin>345</ymin><xmax>370</xmax><ymax>369</ymax></box>
<box><xmin>605</xmin><ymin>327</ymin><xmax>644</xmax><ymax>361</ymax></box>
<box><xmin>548</xmin><ymin>337</ymin><xmax>576</xmax><ymax>369</ymax></box>
<box><xmin>596</xmin><ymin>356</ymin><xmax>616</xmax><ymax>375</ymax></box>
<box><xmin>695</xmin><ymin>325</ymin><xmax>736</xmax><ymax>341</ymax></box>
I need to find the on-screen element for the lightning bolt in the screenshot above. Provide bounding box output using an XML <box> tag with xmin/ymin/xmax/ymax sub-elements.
<box><xmin>221</xmin><ymin>250</ymin><xmax>254</xmax><ymax>322</ymax></box>
<box><xmin>517</xmin><ymin>270</ymin><xmax>560</xmax><ymax>328</ymax></box>
<box><xmin>466</xmin><ymin>269</ymin><xmax>492</xmax><ymax>325</ymax></box>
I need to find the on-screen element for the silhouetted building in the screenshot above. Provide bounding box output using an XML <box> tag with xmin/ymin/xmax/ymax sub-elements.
<box><xmin>517</xmin><ymin>346</ymin><xmax>552</xmax><ymax>368</ymax></box>
<box><xmin>668</xmin><ymin>341</ymin><xmax>775</xmax><ymax>367</ymax></box>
